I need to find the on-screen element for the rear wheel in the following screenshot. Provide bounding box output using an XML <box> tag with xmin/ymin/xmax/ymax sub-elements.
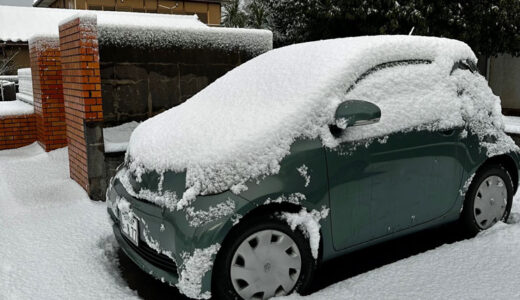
<box><xmin>212</xmin><ymin>213</ymin><xmax>316</xmax><ymax>299</ymax></box>
<box><xmin>460</xmin><ymin>164</ymin><xmax>513</xmax><ymax>236</ymax></box>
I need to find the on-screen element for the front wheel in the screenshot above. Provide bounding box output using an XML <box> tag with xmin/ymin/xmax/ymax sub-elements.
<box><xmin>460</xmin><ymin>164</ymin><xmax>513</xmax><ymax>236</ymax></box>
<box><xmin>212</xmin><ymin>213</ymin><xmax>317</xmax><ymax>300</ymax></box>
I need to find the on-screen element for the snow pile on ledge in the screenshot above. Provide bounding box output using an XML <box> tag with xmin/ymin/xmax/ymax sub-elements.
<box><xmin>0</xmin><ymin>100</ymin><xmax>34</xmax><ymax>117</ymax></box>
<box><xmin>103</xmin><ymin>121</ymin><xmax>140</xmax><ymax>153</ymax></box>
<box><xmin>504</xmin><ymin>116</ymin><xmax>520</xmax><ymax>135</ymax></box>
<box><xmin>97</xmin><ymin>25</ymin><xmax>273</xmax><ymax>55</ymax></box>
<box><xmin>127</xmin><ymin>36</ymin><xmax>482</xmax><ymax>201</ymax></box>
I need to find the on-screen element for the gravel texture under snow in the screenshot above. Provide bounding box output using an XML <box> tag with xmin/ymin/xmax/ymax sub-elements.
<box><xmin>0</xmin><ymin>100</ymin><xmax>34</xmax><ymax>117</ymax></box>
<box><xmin>504</xmin><ymin>116</ymin><xmax>520</xmax><ymax>135</ymax></box>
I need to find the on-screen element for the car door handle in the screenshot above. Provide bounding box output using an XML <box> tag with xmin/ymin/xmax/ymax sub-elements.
<box><xmin>439</xmin><ymin>129</ymin><xmax>455</xmax><ymax>136</ymax></box>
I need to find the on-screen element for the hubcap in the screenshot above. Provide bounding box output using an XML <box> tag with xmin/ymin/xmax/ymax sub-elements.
<box><xmin>473</xmin><ymin>175</ymin><xmax>508</xmax><ymax>230</ymax></box>
<box><xmin>230</xmin><ymin>230</ymin><xmax>302</xmax><ymax>300</ymax></box>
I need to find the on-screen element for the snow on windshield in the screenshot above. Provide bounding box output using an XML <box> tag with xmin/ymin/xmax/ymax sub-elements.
<box><xmin>126</xmin><ymin>35</ymin><xmax>512</xmax><ymax>207</ymax></box>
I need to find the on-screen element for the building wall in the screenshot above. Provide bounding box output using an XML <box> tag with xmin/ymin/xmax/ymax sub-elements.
<box><xmin>48</xmin><ymin>0</ymin><xmax>221</xmax><ymax>25</ymax></box>
<box><xmin>487</xmin><ymin>54</ymin><xmax>520</xmax><ymax>114</ymax></box>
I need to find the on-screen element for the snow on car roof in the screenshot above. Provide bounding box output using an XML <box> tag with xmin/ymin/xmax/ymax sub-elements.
<box><xmin>127</xmin><ymin>35</ymin><xmax>480</xmax><ymax>206</ymax></box>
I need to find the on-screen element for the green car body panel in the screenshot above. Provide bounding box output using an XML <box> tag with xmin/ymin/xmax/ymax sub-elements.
<box><xmin>107</xmin><ymin>125</ymin><xmax>520</xmax><ymax>297</ymax></box>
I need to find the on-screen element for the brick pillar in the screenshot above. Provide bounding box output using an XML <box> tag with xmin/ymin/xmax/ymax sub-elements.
<box><xmin>28</xmin><ymin>37</ymin><xmax>67</xmax><ymax>151</ymax></box>
<box><xmin>59</xmin><ymin>15</ymin><xmax>106</xmax><ymax>199</ymax></box>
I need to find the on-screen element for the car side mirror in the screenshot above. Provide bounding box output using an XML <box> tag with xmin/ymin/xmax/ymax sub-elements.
<box><xmin>334</xmin><ymin>100</ymin><xmax>381</xmax><ymax>129</ymax></box>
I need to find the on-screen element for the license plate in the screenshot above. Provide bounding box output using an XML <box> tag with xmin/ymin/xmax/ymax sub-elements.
<box><xmin>120</xmin><ymin>213</ymin><xmax>139</xmax><ymax>246</ymax></box>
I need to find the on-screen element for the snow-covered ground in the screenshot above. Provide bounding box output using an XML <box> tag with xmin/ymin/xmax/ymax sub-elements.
<box><xmin>0</xmin><ymin>143</ymin><xmax>137</xmax><ymax>299</ymax></box>
<box><xmin>280</xmin><ymin>205</ymin><xmax>520</xmax><ymax>299</ymax></box>
<box><xmin>1</xmin><ymin>143</ymin><xmax>520</xmax><ymax>299</ymax></box>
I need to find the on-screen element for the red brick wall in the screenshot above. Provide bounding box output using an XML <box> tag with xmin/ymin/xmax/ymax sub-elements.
<box><xmin>59</xmin><ymin>16</ymin><xmax>103</xmax><ymax>192</ymax></box>
<box><xmin>0</xmin><ymin>114</ymin><xmax>37</xmax><ymax>150</ymax></box>
<box><xmin>29</xmin><ymin>38</ymin><xmax>67</xmax><ymax>152</ymax></box>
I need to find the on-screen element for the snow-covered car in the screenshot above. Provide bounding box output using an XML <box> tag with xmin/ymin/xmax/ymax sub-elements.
<box><xmin>106</xmin><ymin>36</ymin><xmax>520</xmax><ymax>300</ymax></box>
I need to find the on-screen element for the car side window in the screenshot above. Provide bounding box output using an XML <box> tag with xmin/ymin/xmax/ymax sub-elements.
<box><xmin>340</xmin><ymin>60</ymin><xmax>458</xmax><ymax>142</ymax></box>
<box><xmin>346</xmin><ymin>60</ymin><xmax>432</xmax><ymax>93</ymax></box>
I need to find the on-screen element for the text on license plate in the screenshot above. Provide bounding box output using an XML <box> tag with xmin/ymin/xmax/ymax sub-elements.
<box><xmin>121</xmin><ymin>213</ymin><xmax>139</xmax><ymax>246</ymax></box>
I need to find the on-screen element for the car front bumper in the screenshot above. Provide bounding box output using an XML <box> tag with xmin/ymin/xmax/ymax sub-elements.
<box><xmin>110</xmin><ymin>213</ymin><xmax>180</xmax><ymax>285</ymax></box>
<box><xmin>106</xmin><ymin>171</ymin><xmax>254</xmax><ymax>299</ymax></box>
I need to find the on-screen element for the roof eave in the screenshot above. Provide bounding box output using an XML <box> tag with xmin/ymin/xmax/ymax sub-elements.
<box><xmin>32</xmin><ymin>0</ymin><xmax>55</xmax><ymax>7</ymax></box>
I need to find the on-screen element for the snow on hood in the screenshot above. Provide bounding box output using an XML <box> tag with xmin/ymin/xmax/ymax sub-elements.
<box><xmin>127</xmin><ymin>35</ymin><xmax>477</xmax><ymax>200</ymax></box>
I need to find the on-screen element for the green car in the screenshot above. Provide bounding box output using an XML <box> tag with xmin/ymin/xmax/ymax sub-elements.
<box><xmin>107</xmin><ymin>36</ymin><xmax>520</xmax><ymax>300</ymax></box>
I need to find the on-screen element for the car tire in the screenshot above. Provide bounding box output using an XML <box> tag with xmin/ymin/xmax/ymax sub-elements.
<box><xmin>212</xmin><ymin>212</ymin><xmax>317</xmax><ymax>300</ymax></box>
<box><xmin>459</xmin><ymin>164</ymin><xmax>513</xmax><ymax>237</ymax></box>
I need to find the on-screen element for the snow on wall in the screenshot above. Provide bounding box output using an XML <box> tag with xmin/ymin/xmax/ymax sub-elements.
<box><xmin>126</xmin><ymin>36</ymin><xmax>485</xmax><ymax>205</ymax></box>
<box><xmin>103</xmin><ymin>121</ymin><xmax>140</xmax><ymax>153</ymax></box>
<box><xmin>0</xmin><ymin>5</ymin><xmax>271</xmax><ymax>56</ymax></box>
<box><xmin>28</xmin><ymin>35</ymin><xmax>60</xmax><ymax>53</ymax></box>
<box><xmin>0</xmin><ymin>100</ymin><xmax>34</xmax><ymax>117</ymax></box>
<box><xmin>97</xmin><ymin>25</ymin><xmax>273</xmax><ymax>56</ymax></box>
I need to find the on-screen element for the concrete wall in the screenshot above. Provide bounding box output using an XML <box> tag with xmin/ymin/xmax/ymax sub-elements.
<box><xmin>487</xmin><ymin>54</ymin><xmax>520</xmax><ymax>114</ymax></box>
<box><xmin>99</xmin><ymin>46</ymin><xmax>248</xmax><ymax>127</ymax></box>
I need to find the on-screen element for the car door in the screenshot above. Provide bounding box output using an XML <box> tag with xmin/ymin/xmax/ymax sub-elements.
<box><xmin>328</xmin><ymin>60</ymin><xmax>464</xmax><ymax>251</ymax></box>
